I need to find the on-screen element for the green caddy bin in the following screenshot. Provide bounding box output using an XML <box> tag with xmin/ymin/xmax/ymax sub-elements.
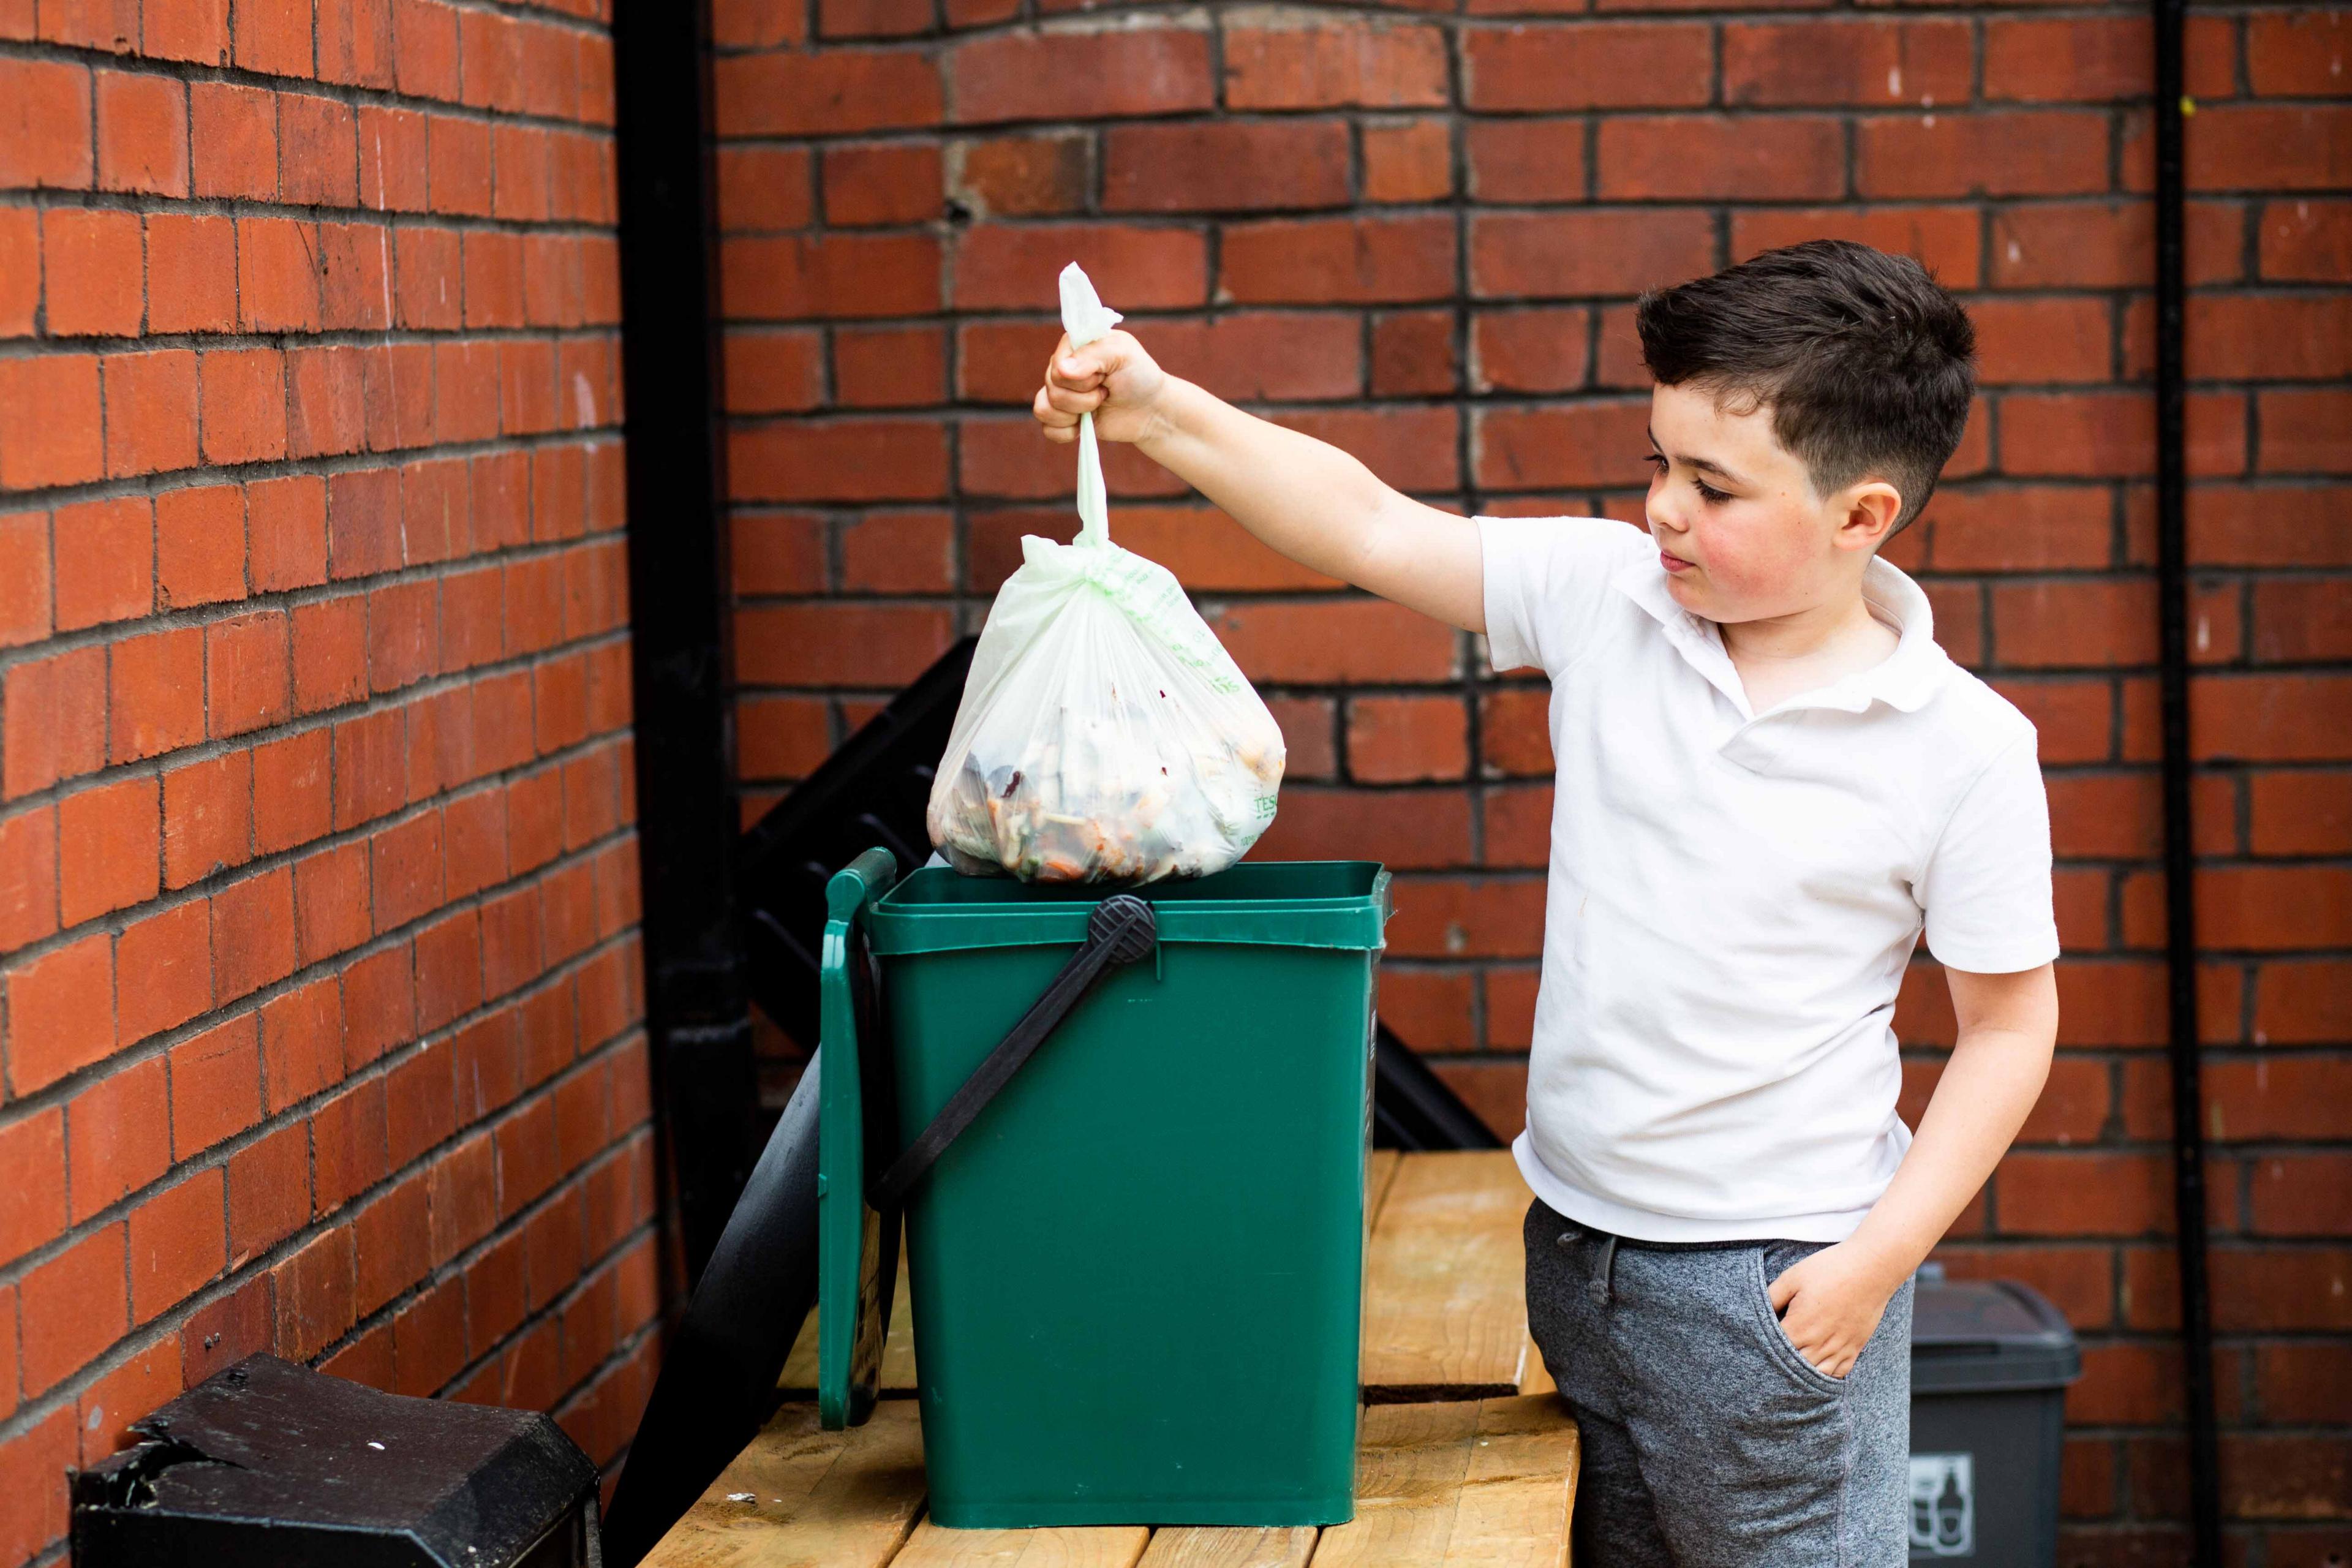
<box><xmin>815</xmin><ymin>851</ymin><xmax>1392</xmax><ymax>1529</ymax></box>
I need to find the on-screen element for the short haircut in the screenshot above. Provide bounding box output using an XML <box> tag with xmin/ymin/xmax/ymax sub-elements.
<box><xmin>1635</xmin><ymin>239</ymin><xmax>1976</xmax><ymax>535</ymax></box>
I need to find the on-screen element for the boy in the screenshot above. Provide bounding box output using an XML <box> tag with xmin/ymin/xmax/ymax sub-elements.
<box><xmin>1033</xmin><ymin>240</ymin><xmax>2060</xmax><ymax>1566</ymax></box>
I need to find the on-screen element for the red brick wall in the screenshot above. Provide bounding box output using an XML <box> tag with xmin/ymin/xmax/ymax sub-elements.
<box><xmin>714</xmin><ymin>0</ymin><xmax>2351</xmax><ymax>1556</ymax></box>
<box><xmin>0</xmin><ymin>1</ymin><xmax>655</xmax><ymax>1560</ymax></box>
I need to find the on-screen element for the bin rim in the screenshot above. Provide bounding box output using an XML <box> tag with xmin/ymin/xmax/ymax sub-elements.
<box><xmin>869</xmin><ymin>861</ymin><xmax>1392</xmax><ymax>956</ymax></box>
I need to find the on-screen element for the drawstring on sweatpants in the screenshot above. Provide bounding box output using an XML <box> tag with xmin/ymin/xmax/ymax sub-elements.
<box><xmin>1554</xmin><ymin>1223</ymin><xmax>1622</xmax><ymax>1306</ymax></box>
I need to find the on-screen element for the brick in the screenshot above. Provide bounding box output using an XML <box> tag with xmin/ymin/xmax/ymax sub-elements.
<box><xmin>109</xmin><ymin>624</ymin><xmax>205</xmax><ymax>763</ymax></box>
<box><xmin>1276</xmin><ymin>405</ymin><xmax>1458</xmax><ymax>492</ymax></box>
<box><xmin>1476</xmin><ymin>401</ymin><xmax>1656</xmax><ymax>490</ymax></box>
<box><xmin>2252</xmin><ymin>769</ymin><xmax>2352</xmax><ymax>856</ymax></box>
<box><xmin>64</xmin><ymin>1059</ymin><xmax>171</xmax><ymax>1232</ymax></box>
<box><xmin>714</xmin><ymin>48</ymin><xmax>943</xmax><ymax>137</ymax></box>
<box><xmin>58</xmin><ymin>775</ymin><xmax>158</xmax><ymax>925</ymax></box>
<box><xmin>149</xmin><ymin>484</ymin><xmax>244</xmax><ymax>608</ymax></box>
<box><xmin>2261</xmin><ymin>198</ymin><xmax>2352</xmax><ymax>282</ymax></box>
<box><xmin>463</xmin><ymin>231</ymin><xmax>524</xmax><ymax>328</ymax></box>
<box><xmin>126</xmin><ymin>1167</ymin><xmax>224</xmax><ymax>1324</ymax></box>
<box><xmin>1858</xmin><ymin>112</ymin><xmax>2110</xmax><ymax>200</ymax></box>
<box><xmin>715</xmin><ymin>145</ymin><xmax>813</xmax><ymax>231</ymax></box>
<box><xmin>43</xmin><ymin>208</ymin><xmax>142</xmax><ymax>337</ymax></box>
<box><xmin>835</xmin><ymin>325</ymin><xmax>946</xmax><ymax>409</ymax></box>
<box><xmin>189</xmin><ymin>81</ymin><xmax>276</xmax><ymax>200</ymax></box>
<box><xmin>0</xmin><ymin>1408</ymin><xmax>77</xmax><ymax>1563</ymax></box>
<box><xmin>1999</xmin><ymin>390</ymin><xmax>2246</xmax><ymax>480</ymax></box>
<box><xmin>95</xmin><ymin>69</ymin><xmax>189</xmax><ymax>197</ymax></box>
<box><xmin>1992</xmin><ymin>199</ymin><xmax>2240</xmax><ymax>290</ymax></box>
<box><xmin>822</xmin><ymin>141</ymin><xmax>941</xmax><ymax>227</ymax></box>
<box><xmin>146</xmin><ymin>213</ymin><xmax>238</xmax><ymax>333</ymax></box>
<box><xmin>0</xmin><ymin>353</ymin><xmax>105</xmax><ymax>488</ymax></box>
<box><xmin>0</xmin><ymin>804</ymin><xmax>56</xmax><ymax>950</ymax></box>
<box><xmin>240</xmin><ymin>217</ymin><xmax>323</xmax><ymax>332</ymax></box>
<box><xmin>720</xmin><ymin>232</ymin><xmax>940</xmax><ymax>320</ymax></box>
<box><xmin>179</xmin><ymin>1273</ymin><xmax>274</xmax><ymax>1390</ymax></box>
<box><xmin>166</xmin><ymin>1015</ymin><xmax>261</xmax><ymax>1163</ymax></box>
<box><xmin>948</xmin><ymin>27</ymin><xmax>1209</xmax><ymax>125</ymax></box>
<box><xmin>280</xmin><ymin>94</ymin><xmax>358</xmax><ymax>206</ymax></box>
<box><xmin>78</xmin><ymin>1332</ymin><xmax>182</xmax><ymax>1463</ymax></box>
<box><xmin>724</xmin><ymin>331</ymin><xmax>827</xmax><ymax>416</ymax></box>
<box><xmin>1597</xmin><ymin>114</ymin><xmax>1843</xmax><ymax>201</ymax></box>
<box><xmin>53</xmin><ymin>496</ymin><xmax>153</xmax><ymax>631</ymax></box>
<box><xmin>0</xmin><ymin>209</ymin><xmax>34</xmax><ymax>335</ymax></box>
<box><xmin>39</xmin><ymin>0</ymin><xmax>137</xmax><ymax>49</ymax></box>
<box><xmin>114</xmin><ymin>899</ymin><xmax>212</xmax><ymax>1044</ymax></box>
<box><xmin>1203</xmin><ymin>598</ymin><xmax>1459</xmax><ymax>685</ymax></box>
<box><xmin>820</xmin><ymin>0</ymin><xmax>929</xmax><ymax>38</ymax></box>
<box><xmin>353</xmin><ymin>1174</ymin><xmax>430</xmax><ymax>1315</ymax></box>
<box><xmin>234</xmin><ymin>0</ymin><xmax>311</xmax><ymax>75</ymax></box>
<box><xmin>729</xmin><ymin>418</ymin><xmax>950</xmax><ymax>503</ymax></box>
<box><xmin>0</xmin><ymin>1110</ymin><xmax>65</xmax><ymax>1276</ymax></box>
<box><xmin>99</xmin><ymin>350</ymin><xmax>200</xmax><ymax>480</ymax></box>
<box><xmin>1363</xmin><ymin>116</ymin><xmax>1452</xmax><ymax>204</ymax></box>
<box><xmin>1225</xmin><ymin>19</ymin><xmax>1448</xmax><ymax>110</ymax></box>
<box><xmin>318</xmin><ymin>0</ymin><xmax>392</xmax><ymax>86</ymax></box>
<box><xmin>210</xmin><ymin>865</ymin><xmax>295</xmax><ymax>1002</ymax></box>
<box><xmin>2180</xmin><ymin>295</ymin><xmax>2352</xmax><ymax>381</ymax></box>
<box><xmin>1463</xmin><ymin>21</ymin><xmax>1711</xmax><ymax>110</ymax></box>
<box><xmin>367</xmin><ymin>579</ymin><xmax>439</xmax><ymax>692</ymax></box>
<box><xmin>199</xmin><ymin>347</ymin><xmax>290</xmax><ymax>467</ymax></box>
<box><xmin>0</xmin><ymin>58</ymin><xmax>92</xmax><ymax>190</ymax></box>
<box><xmin>957</xmin><ymin>415</ymin><xmax>1188</xmax><ymax>500</ymax></box>
<box><xmin>1987</xmin><ymin>15</ymin><xmax>2236</xmax><ymax>104</ymax></box>
<box><xmin>1725</xmin><ymin>18</ymin><xmax>1968</xmax><ymax>107</ymax></box>
<box><xmin>393</xmin><ymin>225</ymin><xmax>462</xmax><ymax>329</ymax></box>
<box><xmin>4</xmin><ymin>647</ymin><xmax>107</xmax><ymax>798</ymax></box>
<box><xmin>2193</xmin><ymin>674</ymin><xmax>2352</xmax><ymax>763</ymax></box>
<box><xmin>1732</xmin><ymin>206</ymin><xmax>1981</xmax><ymax>290</ymax></box>
<box><xmin>1468</xmin><ymin>119</ymin><xmax>1587</xmax><ymax>203</ymax></box>
<box><xmin>1104</xmin><ymin>119</ymin><xmax>1352</xmax><ymax>213</ymax></box>
<box><xmin>1970</xmin><ymin>297</ymin><xmax>2114</xmax><ymax>385</ymax></box>
<box><xmin>202</xmin><ymin>610</ymin><xmax>292</xmax><ymax>739</ymax></box>
<box><xmin>945</xmin><ymin>132</ymin><xmax>1088</xmax><ymax>219</ymax></box>
<box><xmin>21</xmin><ymin>1224</ymin><xmax>126</xmax><ymax>1395</ymax></box>
<box><xmin>273</xmin><ymin>1226</ymin><xmax>356</xmax><ymax>1360</ymax></box>
<box><xmin>956</xmin><ymin>221</ymin><xmax>1207</xmax><ymax>310</ymax></box>
<box><xmin>1348</xmin><ymin>696</ymin><xmax>1470</xmax><ymax>783</ymax></box>
<box><xmin>2188</xmin><ymin>105</ymin><xmax>2352</xmax><ymax>194</ymax></box>
<box><xmin>1472</xmin><ymin>307</ymin><xmax>1589</xmax><ymax>393</ymax></box>
<box><xmin>1221</xmin><ymin>214</ymin><xmax>1455</xmax><ymax>304</ymax></box>
<box><xmin>145</xmin><ymin>0</ymin><xmax>230</xmax><ymax>63</ymax></box>
<box><xmin>2260</xmin><ymin>388</ymin><xmax>2352</xmax><ymax>473</ymax></box>
<box><xmin>1371</xmin><ymin>309</ymin><xmax>1456</xmax><ymax>397</ymax></box>
<box><xmin>733</xmin><ymin>602</ymin><xmax>955</xmax><ymax>688</ymax></box>
<box><xmin>1471</xmin><ymin>209</ymin><xmax>1715</xmax><ymax>300</ymax></box>
<box><xmin>1254</xmin><ymin>785</ymin><xmax>1472</xmax><ymax>869</ymax></box>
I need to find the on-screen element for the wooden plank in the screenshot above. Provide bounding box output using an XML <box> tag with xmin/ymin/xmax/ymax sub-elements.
<box><xmin>891</xmin><ymin>1523</ymin><xmax>1152</xmax><ymax>1568</ymax></box>
<box><xmin>1517</xmin><ymin>1338</ymin><xmax>1555</xmax><ymax>1398</ymax></box>
<box><xmin>1360</xmin><ymin>1153</ymin><xmax>1532</xmax><ymax>1400</ymax></box>
<box><xmin>1364</xmin><ymin>1150</ymin><xmax>1401</xmax><ymax>1232</ymax></box>
<box><xmin>1310</xmin><ymin>1397</ymin><xmax>1578</xmax><ymax>1568</ymax></box>
<box><xmin>782</xmin><ymin>1237</ymin><xmax>919</xmax><ymax>1395</ymax></box>
<box><xmin>1136</xmin><ymin>1528</ymin><xmax>1319</xmax><ymax>1568</ymax></box>
<box><xmin>642</xmin><ymin>1400</ymin><xmax>927</xmax><ymax>1568</ymax></box>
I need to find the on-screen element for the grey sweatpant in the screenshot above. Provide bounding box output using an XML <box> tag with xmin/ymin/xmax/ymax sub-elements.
<box><xmin>1523</xmin><ymin>1197</ymin><xmax>1915</xmax><ymax>1567</ymax></box>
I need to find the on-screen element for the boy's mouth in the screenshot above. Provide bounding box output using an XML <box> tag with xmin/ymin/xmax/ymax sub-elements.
<box><xmin>1660</xmin><ymin>548</ymin><xmax>1697</xmax><ymax>574</ymax></box>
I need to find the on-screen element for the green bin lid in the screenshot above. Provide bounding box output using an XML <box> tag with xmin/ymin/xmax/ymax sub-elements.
<box><xmin>869</xmin><ymin>861</ymin><xmax>1392</xmax><ymax>956</ymax></box>
<box><xmin>1911</xmin><ymin>1279</ymin><xmax>2081</xmax><ymax>1395</ymax></box>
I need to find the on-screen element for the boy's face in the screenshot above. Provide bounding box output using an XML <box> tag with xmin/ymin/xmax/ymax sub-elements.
<box><xmin>1642</xmin><ymin>383</ymin><xmax>1899</xmax><ymax>624</ymax></box>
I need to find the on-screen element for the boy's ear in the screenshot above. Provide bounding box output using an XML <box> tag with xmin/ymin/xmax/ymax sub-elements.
<box><xmin>1835</xmin><ymin>480</ymin><xmax>1904</xmax><ymax>554</ymax></box>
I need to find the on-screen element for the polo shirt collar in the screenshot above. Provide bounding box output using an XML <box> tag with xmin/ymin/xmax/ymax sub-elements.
<box><xmin>1609</xmin><ymin>549</ymin><xmax>1948</xmax><ymax>723</ymax></box>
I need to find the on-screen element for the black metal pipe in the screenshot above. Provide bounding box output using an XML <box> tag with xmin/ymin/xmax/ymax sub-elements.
<box><xmin>2151</xmin><ymin>0</ymin><xmax>2222</xmax><ymax>1559</ymax></box>
<box><xmin>610</xmin><ymin>0</ymin><xmax>758</xmax><ymax>1285</ymax></box>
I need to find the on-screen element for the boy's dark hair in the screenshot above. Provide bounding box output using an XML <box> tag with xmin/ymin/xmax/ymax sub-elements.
<box><xmin>1635</xmin><ymin>239</ymin><xmax>1976</xmax><ymax>535</ymax></box>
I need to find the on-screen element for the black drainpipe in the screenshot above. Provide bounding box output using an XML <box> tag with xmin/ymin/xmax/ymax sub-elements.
<box><xmin>2151</xmin><ymin>0</ymin><xmax>2222</xmax><ymax>1559</ymax></box>
<box><xmin>609</xmin><ymin>0</ymin><xmax>760</xmax><ymax>1285</ymax></box>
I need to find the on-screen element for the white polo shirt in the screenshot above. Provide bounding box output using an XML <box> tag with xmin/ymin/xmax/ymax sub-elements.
<box><xmin>1480</xmin><ymin>514</ymin><xmax>2060</xmax><ymax>1243</ymax></box>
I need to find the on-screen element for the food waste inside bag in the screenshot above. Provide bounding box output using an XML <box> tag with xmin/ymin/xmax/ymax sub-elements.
<box><xmin>925</xmin><ymin>265</ymin><xmax>1286</xmax><ymax>884</ymax></box>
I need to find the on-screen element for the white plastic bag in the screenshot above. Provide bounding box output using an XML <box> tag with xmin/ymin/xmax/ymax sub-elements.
<box><xmin>926</xmin><ymin>264</ymin><xmax>1285</xmax><ymax>884</ymax></box>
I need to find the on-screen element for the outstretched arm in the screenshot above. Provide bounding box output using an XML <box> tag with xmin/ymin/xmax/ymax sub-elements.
<box><xmin>1035</xmin><ymin>331</ymin><xmax>1486</xmax><ymax>633</ymax></box>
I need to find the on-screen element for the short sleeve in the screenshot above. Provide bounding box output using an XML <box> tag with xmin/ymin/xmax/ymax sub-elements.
<box><xmin>1918</xmin><ymin>731</ymin><xmax>2062</xmax><ymax>973</ymax></box>
<box><xmin>1479</xmin><ymin>516</ymin><xmax>1651</xmax><ymax>675</ymax></box>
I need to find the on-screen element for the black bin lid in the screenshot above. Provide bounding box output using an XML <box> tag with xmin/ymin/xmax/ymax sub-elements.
<box><xmin>1912</xmin><ymin>1278</ymin><xmax>2082</xmax><ymax>1395</ymax></box>
<box><xmin>70</xmin><ymin>1354</ymin><xmax>599</xmax><ymax>1568</ymax></box>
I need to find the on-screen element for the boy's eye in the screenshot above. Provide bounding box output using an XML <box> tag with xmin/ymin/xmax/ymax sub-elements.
<box><xmin>1692</xmin><ymin>477</ymin><xmax>1732</xmax><ymax>504</ymax></box>
<box><xmin>1643</xmin><ymin>450</ymin><xmax>1668</xmax><ymax>475</ymax></box>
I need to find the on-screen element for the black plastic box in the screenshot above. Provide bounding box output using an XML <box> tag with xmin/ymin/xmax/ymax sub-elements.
<box><xmin>1909</xmin><ymin>1276</ymin><xmax>2082</xmax><ymax>1562</ymax></box>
